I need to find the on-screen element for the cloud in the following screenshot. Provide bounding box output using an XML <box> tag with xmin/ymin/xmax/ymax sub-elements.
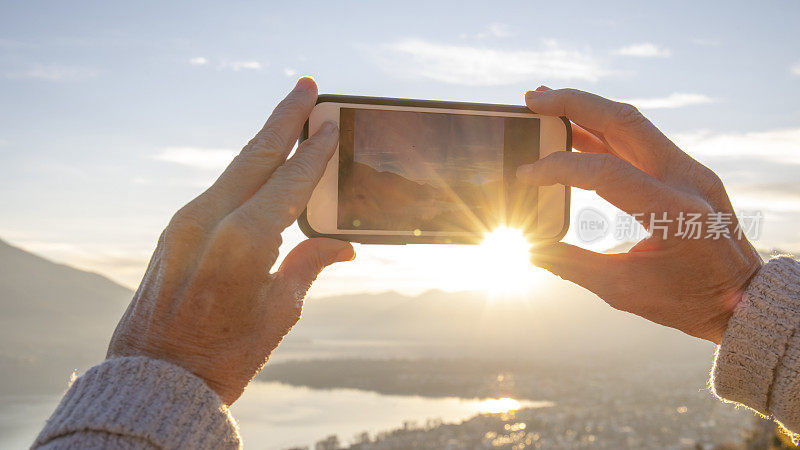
<box><xmin>487</xmin><ymin>23</ymin><xmax>511</xmax><ymax>37</ymax></box>
<box><xmin>461</xmin><ymin>23</ymin><xmax>513</xmax><ymax>40</ymax></box>
<box><xmin>222</xmin><ymin>60</ymin><xmax>262</xmax><ymax>71</ymax></box>
<box><xmin>792</xmin><ymin>61</ymin><xmax>800</xmax><ymax>76</ymax></box>
<box><xmin>153</xmin><ymin>147</ymin><xmax>238</xmax><ymax>170</ymax></box>
<box><xmin>674</xmin><ymin>128</ymin><xmax>800</xmax><ymax>166</ymax></box>
<box><xmin>613</xmin><ymin>42</ymin><xmax>671</xmax><ymax>58</ymax></box>
<box><xmin>617</xmin><ymin>92</ymin><xmax>715</xmax><ymax>109</ymax></box>
<box><xmin>194</xmin><ymin>58</ymin><xmax>263</xmax><ymax>71</ymax></box>
<box><xmin>671</xmin><ymin>128</ymin><xmax>800</xmax><ymax>212</ymax></box>
<box><xmin>740</xmin><ymin>182</ymin><xmax>800</xmax><ymax>199</ymax></box>
<box><xmin>371</xmin><ymin>39</ymin><xmax>606</xmax><ymax>86</ymax></box>
<box><xmin>669</xmin><ymin>128</ymin><xmax>800</xmax><ymax>224</ymax></box>
<box><xmin>4</xmin><ymin>64</ymin><xmax>100</xmax><ymax>81</ymax></box>
<box><xmin>284</xmin><ymin>67</ymin><xmax>297</xmax><ymax>77</ymax></box>
<box><xmin>483</xmin><ymin>22</ymin><xmax>512</xmax><ymax>38</ymax></box>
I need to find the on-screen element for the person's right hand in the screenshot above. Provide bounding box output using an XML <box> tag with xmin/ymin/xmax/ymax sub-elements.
<box><xmin>107</xmin><ymin>77</ymin><xmax>354</xmax><ymax>406</ymax></box>
<box><xmin>517</xmin><ymin>87</ymin><xmax>763</xmax><ymax>344</ymax></box>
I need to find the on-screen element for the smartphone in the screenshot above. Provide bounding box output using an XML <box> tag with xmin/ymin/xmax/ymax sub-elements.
<box><xmin>299</xmin><ymin>95</ymin><xmax>571</xmax><ymax>245</ymax></box>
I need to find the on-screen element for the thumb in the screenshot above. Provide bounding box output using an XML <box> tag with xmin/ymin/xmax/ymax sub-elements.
<box><xmin>276</xmin><ymin>238</ymin><xmax>355</xmax><ymax>290</ymax></box>
<box><xmin>531</xmin><ymin>242</ymin><xmax>622</xmax><ymax>297</ymax></box>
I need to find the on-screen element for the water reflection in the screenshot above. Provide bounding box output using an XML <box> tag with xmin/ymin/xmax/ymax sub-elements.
<box><xmin>0</xmin><ymin>384</ymin><xmax>555</xmax><ymax>449</ymax></box>
<box><xmin>232</xmin><ymin>382</ymin><xmax>553</xmax><ymax>449</ymax></box>
<box><xmin>475</xmin><ymin>397</ymin><xmax>523</xmax><ymax>414</ymax></box>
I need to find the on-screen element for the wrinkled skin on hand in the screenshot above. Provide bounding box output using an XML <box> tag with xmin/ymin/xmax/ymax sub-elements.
<box><xmin>518</xmin><ymin>87</ymin><xmax>762</xmax><ymax>345</ymax></box>
<box><xmin>107</xmin><ymin>78</ymin><xmax>354</xmax><ymax>405</ymax></box>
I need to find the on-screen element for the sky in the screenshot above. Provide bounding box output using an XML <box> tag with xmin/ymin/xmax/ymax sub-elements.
<box><xmin>1</xmin><ymin>0</ymin><xmax>799</xmax><ymax>296</ymax></box>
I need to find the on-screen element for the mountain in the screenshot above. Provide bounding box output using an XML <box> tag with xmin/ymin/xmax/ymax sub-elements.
<box><xmin>1</xmin><ymin>236</ymin><xmax>793</xmax><ymax>397</ymax></box>
<box><xmin>339</xmin><ymin>161</ymin><xmax>502</xmax><ymax>232</ymax></box>
<box><xmin>0</xmin><ymin>239</ymin><xmax>132</xmax><ymax>394</ymax></box>
<box><xmin>272</xmin><ymin>281</ymin><xmax>716</xmax><ymax>366</ymax></box>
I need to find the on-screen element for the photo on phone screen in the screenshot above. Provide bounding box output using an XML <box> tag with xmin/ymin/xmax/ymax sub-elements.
<box><xmin>337</xmin><ymin>108</ymin><xmax>540</xmax><ymax>233</ymax></box>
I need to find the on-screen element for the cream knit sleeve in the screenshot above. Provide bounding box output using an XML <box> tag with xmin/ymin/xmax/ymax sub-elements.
<box><xmin>32</xmin><ymin>356</ymin><xmax>241</xmax><ymax>449</ymax></box>
<box><xmin>712</xmin><ymin>256</ymin><xmax>800</xmax><ymax>436</ymax></box>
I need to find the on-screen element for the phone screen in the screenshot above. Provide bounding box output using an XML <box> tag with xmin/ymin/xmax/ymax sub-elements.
<box><xmin>337</xmin><ymin>108</ymin><xmax>539</xmax><ymax>232</ymax></box>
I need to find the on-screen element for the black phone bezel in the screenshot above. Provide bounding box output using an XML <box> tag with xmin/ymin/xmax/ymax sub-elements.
<box><xmin>297</xmin><ymin>94</ymin><xmax>572</xmax><ymax>245</ymax></box>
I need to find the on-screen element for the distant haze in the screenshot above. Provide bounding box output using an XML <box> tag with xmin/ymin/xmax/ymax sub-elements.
<box><xmin>0</xmin><ymin>239</ymin><xmax>131</xmax><ymax>394</ymax></box>
<box><xmin>4</xmin><ymin>237</ymin><xmax>795</xmax><ymax>398</ymax></box>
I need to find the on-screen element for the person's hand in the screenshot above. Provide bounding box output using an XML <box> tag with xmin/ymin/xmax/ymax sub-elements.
<box><xmin>107</xmin><ymin>77</ymin><xmax>354</xmax><ymax>405</ymax></box>
<box><xmin>517</xmin><ymin>87</ymin><xmax>762</xmax><ymax>344</ymax></box>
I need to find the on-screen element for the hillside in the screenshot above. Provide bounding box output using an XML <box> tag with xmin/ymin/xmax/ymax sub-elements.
<box><xmin>0</xmin><ymin>239</ymin><xmax>132</xmax><ymax>394</ymax></box>
<box><xmin>1</xmin><ymin>237</ymin><xmax>793</xmax><ymax>397</ymax></box>
<box><xmin>272</xmin><ymin>280</ymin><xmax>716</xmax><ymax>366</ymax></box>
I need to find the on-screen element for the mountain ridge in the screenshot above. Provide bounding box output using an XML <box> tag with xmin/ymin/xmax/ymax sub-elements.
<box><xmin>2</xmin><ymin>236</ymin><xmax>795</xmax><ymax>396</ymax></box>
<box><xmin>0</xmin><ymin>238</ymin><xmax>133</xmax><ymax>394</ymax></box>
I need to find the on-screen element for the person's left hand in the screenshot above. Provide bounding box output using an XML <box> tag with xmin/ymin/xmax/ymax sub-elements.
<box><xmin>518</xmin><ymin>86</ymin><xmax>762</xmax><ymax>345</ymax></box>
<box><xmin>107</xmin><ymin>77</ymin><xmax>354</xmax><ymax>405</ymax></box>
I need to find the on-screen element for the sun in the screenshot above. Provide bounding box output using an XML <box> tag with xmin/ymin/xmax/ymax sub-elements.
<box><xmin>475</xmin><ymin>226</ymin><xmax>540</xmax><ymax>297</ymax></box>
<box><xmin>389</xmin><ymin>225</ymin><xmax>547</xmax><ymax>295</ymax></box>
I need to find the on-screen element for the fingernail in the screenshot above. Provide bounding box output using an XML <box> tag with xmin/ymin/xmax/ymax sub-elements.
<box><xmin>516</xmin><ymin>164</ymin><xmax>536</xmax><ymax>179</ymax></box>
<box><xmin>335</xmin><ymin>245</ymin><xmax>355</xmax><ymax>262</ymax></box>
<box><xmin>320</xmin><ymin>120</ymin><xmax>338</xmax><ymax>135</ymax></box>
<box><xmin>295</xmin><ymin>76</ymin><xmax>315</xmax><ymax>91</ymax></box>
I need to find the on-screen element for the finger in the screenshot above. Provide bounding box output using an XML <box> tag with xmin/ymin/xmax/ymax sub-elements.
<box><xmin>525</xmin><ymin>88</ymin><xmax>637</xmax><ymax>136</ymax></box>
<box><xmin>189</xmin><ymin>77</ymin><xmax>320</xmax><ymax>226</ymax></box>
<box><xmin>524</xmin><ymin>88</ymin><xmax>683</xmax><ymax>179</ymax></box>
<box><xmin>531</xmin><ymin>243</ymin><xmax>623</xmax><ymax>299</ymax></box>
<box><xmin>572</xmin><ymin>122</ymin><xmax>611</xmax><ymax>154</ymax></box>
<box><xmin>525</xmin><ymin>87</ymin><xmax>736</xmax><ymax>221</ymax></box>
<box><xmin>532</xmin><ymin>86</ymin><xmax>610</xmax><ymax>154</ymax></box>
<box><xmin>226</xmin><ymin>120</ymin><xmax>339</xmax><ymax>241</ymax></box>
<box><xmin>244</xmin><ymin>76</ymin><xmax>320</xmax><ymax>162</ymax></box>
<box><xmin>517</xmin><ymin>152</ymin><xmax>682</xmax><ymax>217</ymax></box>
<box><xmin>274</xmin><ymin>238</ymin><xmax>355</xmax><ymax>302</ymax></box>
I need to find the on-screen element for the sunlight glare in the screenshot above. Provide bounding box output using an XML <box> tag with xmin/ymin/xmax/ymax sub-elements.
<box><xmin>476</xmin><ymin>226</ymin><xmax>537</xmax><ymax>296</ymax></box>
<box><xmin>475</xmin><ymin>397</ymin><xmax>522</xmax><ymax>414</ymax></box>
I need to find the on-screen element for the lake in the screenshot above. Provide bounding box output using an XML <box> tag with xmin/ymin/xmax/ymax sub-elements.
<box><xmin>0</xmin><ymin>382</ymin><xmax>551</xmax><ymax>449</ymax></box>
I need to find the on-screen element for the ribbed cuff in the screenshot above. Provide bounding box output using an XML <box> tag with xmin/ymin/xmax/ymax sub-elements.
<box><xmin>712</xmin><ymin>257</ymin><xmax>800</xmax><ymax>416</ymax></box>
<box><xmin>33</xmin><ymin>356</ymin><xmax>241</xmax><ymax>449</ymax></box>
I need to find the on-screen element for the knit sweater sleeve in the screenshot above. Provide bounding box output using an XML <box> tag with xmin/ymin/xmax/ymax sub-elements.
<box><xmin>712</xmin><ymin>256</ymin><xmax>800</xmax><ymax>435</ymax></box>
<box><xmin>32</xmin><ymin>356</ymin><xmax>241</xmax><ymax>449</ymax></box>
